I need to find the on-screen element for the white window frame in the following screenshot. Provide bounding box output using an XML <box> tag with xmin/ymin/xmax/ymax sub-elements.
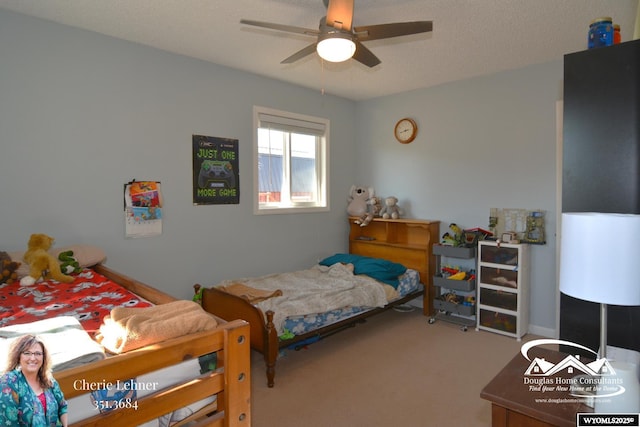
<box><xmin>253</xmin><ymin>106</ymin><xmax>330</xmax><ymax>215</ymax></box>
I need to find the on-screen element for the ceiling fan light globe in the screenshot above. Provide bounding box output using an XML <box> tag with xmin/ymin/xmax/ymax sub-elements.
<box><xmin>316</xmin><ymin>35</ymin><xmax>356</xmax><ymax>62</ymax></box>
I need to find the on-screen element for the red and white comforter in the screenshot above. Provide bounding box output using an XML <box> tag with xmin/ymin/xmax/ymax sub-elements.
<box><xmin>0</xmin><ymin>268</ymin><xmax>152</xmax><ymax>334</ymax></box>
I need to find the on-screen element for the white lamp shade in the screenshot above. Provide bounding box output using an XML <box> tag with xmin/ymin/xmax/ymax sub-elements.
<box><xmin>559</xmin><ymin>212</ymin><xmax>640</xmax><ymax>306</ymax></box>
<box><xmin>316</xmin><ymin>35</ymin><xmax>356</xmax><ymax>62</ymax></box>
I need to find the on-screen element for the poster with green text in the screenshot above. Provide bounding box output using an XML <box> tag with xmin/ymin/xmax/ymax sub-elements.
<box><xmin>192</xmin><ymin>135</ymin><xmax>239</xmax><ymax>205</ymax></box>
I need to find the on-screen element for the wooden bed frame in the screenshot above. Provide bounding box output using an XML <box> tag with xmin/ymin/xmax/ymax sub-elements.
<box><xmin>196</xmin><ymin>283</ymin><xmax>423</xmax><ymax>389</ymax></box>
<box><xmin>196</xmin><ymin>217</ymin><xmax>439</xmax><ymax>388</ymax></box>
<box><xmin>58</xmin><ymin>264</ymin><xmax>252</xmax><ymax>427</ymax></box>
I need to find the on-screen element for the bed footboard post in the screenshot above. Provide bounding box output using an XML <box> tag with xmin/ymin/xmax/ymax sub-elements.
<box><xmin>222</xmin><ymin>320</ymin><xmax>252</xmax><ymax>426</ymax></box>
<box><xmin>264</xmin><ymin>310</ymin><xmax>278</xmax><ymax>388</ymax></box>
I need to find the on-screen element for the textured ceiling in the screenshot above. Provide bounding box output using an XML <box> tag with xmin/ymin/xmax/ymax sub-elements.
<box><xmin>0</xmin><ymin>0</ymin><xmax>637</xmax><ymax>100</ymax></box>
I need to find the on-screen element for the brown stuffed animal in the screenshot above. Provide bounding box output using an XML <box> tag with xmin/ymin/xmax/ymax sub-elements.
<box><xmin>0</xmin><ymin>251</ymin><xmax>21</xmax><ymax>284</ymax></box>
<box><xmin>20</xmin><ymin>234</ymin><xmax>74</xmax><ymax>286</ymax></box>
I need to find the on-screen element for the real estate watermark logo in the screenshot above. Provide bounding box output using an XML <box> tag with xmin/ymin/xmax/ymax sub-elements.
<box><xmin>521</xmin><ymin>339</ymin><xmax>625</xmax><ymax>399</ymax></box>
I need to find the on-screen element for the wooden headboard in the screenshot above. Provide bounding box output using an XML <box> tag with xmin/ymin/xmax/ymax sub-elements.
<box><xmin>348</xmin><ymin>217</ymin><xmax>440</xmax><ymax>316</ymax></box>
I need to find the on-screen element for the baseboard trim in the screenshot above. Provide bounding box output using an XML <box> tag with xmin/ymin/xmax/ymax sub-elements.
<box><xmin>528</xmin><ymin>324</ymin><xmax>556</xmax><ymax>339</ymax></box>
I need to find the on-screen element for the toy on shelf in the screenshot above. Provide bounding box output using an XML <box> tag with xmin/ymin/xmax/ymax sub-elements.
<box><xmin>438</xmin><ymin>265</ymin><xmax>476</xmax><ymax>282</ymax></box>
<box><xmin>441</xmin><ymin>223</ymin><xmax>465</xmax><ymax>246</ymax></box>
<box><xmin>442</xmin><ymin>223</ymin><xmax>493</xmax><ymax>247</ymax></box>
<box><xmin>463</xmin><ymin>296</ymin><xmax>476</xmax><ymax>307</ymax></box>
<box><xmin>438</xmin><ymin>292</ymin><xmax>476</xmax><ymax>308</ymax></box>
<box><xmin>463</xmin><ymin>227</ymin><xmax>493</xmax><ymax>245</ymax></box>
<box><xmin>379</xmin><ymin>196</ymin><xmax>404</xmax><ymax>219</ymax></box>
<box><xmin>347</xmin><ymin>185</ymin><xmax>380</xmax><ymax>227</ymax></box>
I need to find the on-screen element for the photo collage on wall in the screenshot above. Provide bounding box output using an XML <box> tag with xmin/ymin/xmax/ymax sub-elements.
<box><xmin>124</xmin><ymin>180</ymin><xmax>163</xmax><ymax>238</ymax></box>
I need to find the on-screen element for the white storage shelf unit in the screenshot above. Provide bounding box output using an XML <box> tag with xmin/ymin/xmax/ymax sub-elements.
<box><xmin>476</xmin><ymin>241</ymin><xmax>530</xmax><ymax>340</ymax></box>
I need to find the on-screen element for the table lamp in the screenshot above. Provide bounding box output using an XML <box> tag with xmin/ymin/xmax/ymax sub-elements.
<box><xmin>559</xmin><ymin>212</ymin><xmax>640</xmax><ymax>412</ymax></box>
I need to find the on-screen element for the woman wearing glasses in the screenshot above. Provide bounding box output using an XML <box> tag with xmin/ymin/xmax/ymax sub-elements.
<box><xmin>0</xmin><ymin>334</ymin><xmax>68</xmax><ymax>426</ymax></box>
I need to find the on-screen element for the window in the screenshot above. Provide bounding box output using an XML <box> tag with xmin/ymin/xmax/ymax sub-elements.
<box><xmin>253</xmin><ymin>106</ymin><xmax>329</xmax><ymax>214</ymax></box>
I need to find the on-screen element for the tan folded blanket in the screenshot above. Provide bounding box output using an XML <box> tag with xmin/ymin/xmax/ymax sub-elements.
<box><xmin>218</xmin><ymin>282</ymin><xmax>283</xmax><ymax>303</ymax></box>
<box><xmin>96</xmin><ymin>300</ymin><xmax>218</xmax><ymax>354</ymax></box>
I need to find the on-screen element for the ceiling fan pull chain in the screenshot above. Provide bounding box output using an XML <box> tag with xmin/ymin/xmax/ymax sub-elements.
<box><xmin>321</xmin><ymin>59</ymin><xmax>325</xmax><ymax>95</ymax></box>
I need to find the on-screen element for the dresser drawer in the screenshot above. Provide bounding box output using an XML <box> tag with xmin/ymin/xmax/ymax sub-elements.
<box><xmin>479</xmin><ymin>308</ymin><xmax>517</xmax><ymax>334</ymax></box>
<box><xmin>479</xmin><ymin>288</ymin><xmax>517</xmax><ymax>311</ymax></box>
<box><xmin>479</xmin><ymin>245</ymin><xmax>519</xmax><ymax>265</ymax></box>
<box><xmin>479</xmin><ymin>266</ymin><xmax>518</xmax><ymax>289</ymax></box>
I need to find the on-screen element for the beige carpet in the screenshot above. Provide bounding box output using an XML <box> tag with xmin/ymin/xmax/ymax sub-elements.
<box><xmin>249</xmin><ymin>307</ymin><xmax>539</xmax><ymax>427</ymax></box>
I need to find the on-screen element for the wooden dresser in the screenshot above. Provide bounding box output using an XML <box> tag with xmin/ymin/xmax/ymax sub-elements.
<box><xmin>481</xmin><ymin>347</ymin><xmax>593</xmax><ymax>427</ymax></box>
<box><xmin>348</xmin><ymin>217</ymin><xmax>440</xmax><ymax>316</ymax></box>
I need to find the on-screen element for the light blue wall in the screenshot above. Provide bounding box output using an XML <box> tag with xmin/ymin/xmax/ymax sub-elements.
<box><xmin>355</xmin><ymin>63</ymin><xmax>563</xmax><ymax>336</ymax></box>
<box><xmin>0</xmin><ymin>10</ymin><xmax>357</xmax><ymax>299</ymax></box>
<box><xmin>0</xmin><ymin>9</ymin><xmax>562</xmax><ymax>336</ymax></box>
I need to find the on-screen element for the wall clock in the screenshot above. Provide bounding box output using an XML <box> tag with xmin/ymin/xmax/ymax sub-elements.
<box><xmin>394</xmin><ymin>118</ymin><xmax>418</xmax><ymax>144</ymax></box>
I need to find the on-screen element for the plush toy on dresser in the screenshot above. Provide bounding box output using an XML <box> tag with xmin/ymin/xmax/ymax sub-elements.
<box><xmin>20</xmin><ymin>233</ymin><xmax>75</xmax><ymax>286</ymax></box>
<box><xmin>379</xmin><ymin>196</ymin><xmax>404</xmax><ymax>219</ymax></box>
<box><xmin>347</xmin><ymin>185</ymin><xmax>380</xmax><ymax>227</ymax></box>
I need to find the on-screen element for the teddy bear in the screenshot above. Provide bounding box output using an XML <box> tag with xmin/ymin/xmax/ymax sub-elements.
<box><xmin>0</xmin><ymin>251</ymin><xmax>21</xmax><ymax>284</ymax></box>
<box><xmin>379</xmin><ymin>196</ymin><xmax>404</xmax><ymax>219</ymax></box>
<box><xmin>20</xmin><ymin>233</ymin><xmax>75</xmax><ymax>286</ymax></box>
<box><xmin>58</xmin><ymin>250</ymin><xmax>82</xmax><ymax>274</ymax></box>
<box><xmin>347</xmin><ymin>185</ymin><xmax>378</xmax><ymax>227</ymax></box>
<box><xmin>368</xmin><ymin>196</ymin><xmax>382</xmax><ymax>218</ymax></box>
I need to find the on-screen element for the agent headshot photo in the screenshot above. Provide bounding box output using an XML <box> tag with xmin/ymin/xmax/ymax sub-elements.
<box><xmin>0</xmin><ymin>334</ymin><xmax>68</xmax><ymax>426</ymax></box>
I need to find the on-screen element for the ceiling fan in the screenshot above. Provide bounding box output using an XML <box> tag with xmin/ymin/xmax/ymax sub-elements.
<box><xmin>240</xmin><ymin>0</ymin><xmax>433</xmax><ymax>67</ymax></box>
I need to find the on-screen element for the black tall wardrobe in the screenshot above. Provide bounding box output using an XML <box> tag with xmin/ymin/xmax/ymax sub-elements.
<box><xmin>561</xmin><ymin>39</ymin><xmax>640</xmax><ymax>352</ymax></box>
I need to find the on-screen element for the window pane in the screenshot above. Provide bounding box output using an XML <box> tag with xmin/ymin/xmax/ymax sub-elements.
<box><xmin>258</xmin><ymin>129</ymin><xmax>284</xmax><ymax>204</ymax></box>
<box><xmin>291</xmin><ymin>134</ymin><xmax>316</xmax><ymax>202</ymax></box>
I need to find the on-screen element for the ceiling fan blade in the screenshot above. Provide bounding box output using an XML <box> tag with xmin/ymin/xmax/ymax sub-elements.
<box><xmin>240</xmin><ymin>19</ymin><xmax>319</xmax><ymax>36</ymax></box>
<box><xmin>281</xmin><ymin>43</ymin><xmax>318</xmax><ymax>64</ymax></box>
<box><xmin>354</xmin><ymin>21</ymin><xmax>433</xmax><ymax>41</ymax></box>
<box><xmin>352</xmin><ymin>40</ymin><xmax>381</xmax><ymax>68</ymax></box>
<box><xmin>326</xmin><ymin>0</ymin><xmax>354</xmax><ymax>31</ymax></box>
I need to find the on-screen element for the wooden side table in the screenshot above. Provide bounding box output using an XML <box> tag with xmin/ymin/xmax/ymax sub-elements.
<box><xmin>481</xmin><ymin>347</ymin><xmax>593</xmax><ymax>427</ymax></box>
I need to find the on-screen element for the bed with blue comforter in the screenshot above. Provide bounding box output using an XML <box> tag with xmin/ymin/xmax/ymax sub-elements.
<box><xmin>197</xmin><ymin>253</ymin><xmax>424</xmax><ymax>388</ymax></box>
